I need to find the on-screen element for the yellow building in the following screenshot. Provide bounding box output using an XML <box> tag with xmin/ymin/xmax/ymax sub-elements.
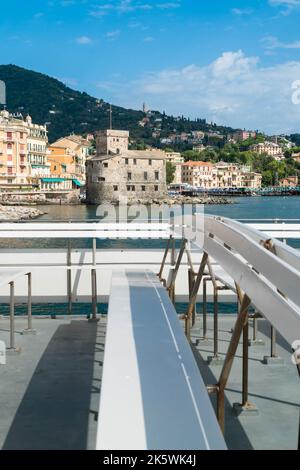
<box><xmin>181</xmin><ymin>161</ymin><xmax>215</xmax><ymax>188</ymax></box>
<box><xmin>50</xmin><ymin>135</ymin><xmax>90</xmax><ymax>186</ymax></box>
<box><xmin>181</xmin><ymin>160</ymin><xmax>262</xmax><ymax>189</ymax></box>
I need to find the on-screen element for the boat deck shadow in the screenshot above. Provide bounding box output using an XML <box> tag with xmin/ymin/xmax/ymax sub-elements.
<box><xmin>3</xmin><ymin>320</ymin><xmax>99</xmax><ymax>450</ymax></box>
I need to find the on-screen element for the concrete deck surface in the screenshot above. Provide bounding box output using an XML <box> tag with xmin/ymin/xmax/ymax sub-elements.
<box><xmin>0</xmin><ymin>314</ymin><xmax>299</xmax><ymax>450</ymax></box>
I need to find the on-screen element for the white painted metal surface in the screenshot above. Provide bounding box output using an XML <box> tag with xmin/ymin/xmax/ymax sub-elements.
<box><xmin>0</xmin><ymin>223</ymin><xmax>174</xmax><ymax>239</ymax></box>
<box><xmin>0</xmin><ymin>341</ymin><xmax>6</xmax><ymax>365</ymax></box>
<box><xmin>0</xmin><ymin>269</ymin><xmax>27</xmax><ymax>288</ymax></box>
<box><xmin>198</xmin><ymin>215</ymin><xmax>300</xmax><ymax>345</ymax></box>
<box><xmin>97</xmin><ymin>270</ymin><xmax>226</xmax><ymax>451</ymax></box>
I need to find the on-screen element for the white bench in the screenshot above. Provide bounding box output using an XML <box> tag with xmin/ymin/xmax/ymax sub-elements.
<box><xmin>97</xmin><ymin>269</ymin><xmax>226</xmax><ymax>450</ymax></box>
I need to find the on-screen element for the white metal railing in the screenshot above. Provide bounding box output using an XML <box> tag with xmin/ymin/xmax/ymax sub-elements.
<box><xmin>195</xmin><ymin>215</ymin><xmax>300</xmax><ymax>346</ymax></box>
<box><xmin>0</xmin><ymin>222</ymin><xmax>174</xmax><ymax>240</ymax></box>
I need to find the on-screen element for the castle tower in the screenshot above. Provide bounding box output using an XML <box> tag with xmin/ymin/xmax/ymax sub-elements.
<box><xmin>96</xmin><ymin>129</ymin><xmax>129</xmax><ymax>155</ymax></box>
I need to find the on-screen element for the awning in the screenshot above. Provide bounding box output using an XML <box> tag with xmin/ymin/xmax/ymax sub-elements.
<box><xmin>72</xmin><ymin>179</ymin><xmax>83</xmax><ymax>187</ymax></box>
<box><xmin>41</xmin><ymin>178</ymin><xmax>66</xmax><ymax>183</ymax></box>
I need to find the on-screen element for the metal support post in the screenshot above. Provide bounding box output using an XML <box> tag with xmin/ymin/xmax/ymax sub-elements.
<box><xmin>89</xmin><ymin>238</ymin><xmax>99</xmax><ymax>322</ymax></box>
<box><xmin>67</xmin><ymin>240</ymin><xmax>72</xmax><ymax>315</ymax></box>
<box><xmin>263</xmin><ymin>325</ymin><xmax>284</xmax><ymax>365</ymax></box>
<box><xmin>22</xmin><ymin>272</ymin><xmax>36</xmax><ymax>335</ymax></box>
<box><xmin>158</xmin><ymin>236</ymin><xmax>171</xmax><ymax>280</ymax></box>
<box><xmin>242</xmin><ymin>313</ymin><xmax>249</xmax><ymax>406</ymax></box>
<box><xmin>7</xmin><ymin>281</ymin><xmax>21</xmax><ymax>355</ymax></box>
<box><xmin>248</xmin><ymin>311</ymin><xmax>265</xmax><ymax>347</ymax></box>
<box><xmin>215</xmin><ymin>292</ymin><xmax>252</xmax><ymax>432</ymax></box>
<box><xmin>188</xmin><ymin>269</ymin><xmax>196</xmax><ymax>327</ymax></box>
<box><xmin>185</xmin><ymin>252</ymin><xmax>208</xmax><ymax>341</ymax></box>
<box><xmin>171</xmin><ymin>236</ymin><xmax>176</xmax><ymax>266</ymax></box>
<box><xmin>167</xmin><ymin>238</ymin><xmax>187</xmax><ymax>306</ymax></box>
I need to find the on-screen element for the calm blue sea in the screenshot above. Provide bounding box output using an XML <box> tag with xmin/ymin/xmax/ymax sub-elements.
<box><xmin>2</xmin><ymin>196</ymin><xmax>299</xmax><ymax>316</ymax></box>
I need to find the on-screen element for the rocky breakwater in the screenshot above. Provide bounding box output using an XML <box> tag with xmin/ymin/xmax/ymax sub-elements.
<box><xmin>131</xmin><ymin>195</ymin><xmax>232</xmax><ymax>205</ymax></box>
<box><xmin>0</xmin><ymin>205</ymin><xmax>45</xmax><ymax>221</ymax></box>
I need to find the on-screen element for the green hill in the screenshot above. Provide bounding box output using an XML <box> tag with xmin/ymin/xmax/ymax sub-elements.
<box><xmin>0</xmin><ymin>64</ymin><xmax>235</xmax><ymax>144</ymax></box>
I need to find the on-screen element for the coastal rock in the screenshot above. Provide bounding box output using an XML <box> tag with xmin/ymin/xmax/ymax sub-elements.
<box><xmin>0</xmin><ymin>205</ymin><xmax>45</xmax><ymax>221</ymax></box>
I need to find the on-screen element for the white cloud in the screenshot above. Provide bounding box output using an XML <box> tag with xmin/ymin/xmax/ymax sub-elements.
<box><xmin>143</xmin><ymin>36</ymin><xmax>154</xmax><ymax>42</ymax></box>
<box><xmin>262</xmin><ymin>35</ymin><xmax>300</xmax><ymax>49</ymax></box>
<box><xmin>269</xmin><ymin>0</ymin><xmax>300</xmax><ymax>14</ymax></box>
<box><xmin>89</xmin><ymin>0</ymin><xmax>180</xmax><ymax>17</ymax></box>
<box><xmin>231</xmin><ymin>8</ymin><xmax>253</xmax><ymax>15</ymax></box>
<box><xmin>113</xmin><ymin>50</ymin><xmax>300</xmax><ymax>134</ymax></box>
<box><xmin>106</xmin><ymin>30</ymin><xmax>121</xmax><ymax>39</ymax></box>
<box><xmin>76</xmin><ymin>36</ymin><xmax>93</xmax><ymax>44</ymax></box>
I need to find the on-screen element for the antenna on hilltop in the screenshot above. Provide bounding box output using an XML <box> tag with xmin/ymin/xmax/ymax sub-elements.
<box><xmin>109</xmin><ymin>104</ymin><xmax>112</xmax><ymax>130</ymax></box>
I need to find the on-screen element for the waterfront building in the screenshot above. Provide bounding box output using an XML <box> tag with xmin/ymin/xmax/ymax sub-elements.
<box><xmin>163</xmin><ymin>151</ymin><xmax>184</xmax><ymax>185</ymax></box>
<box><xmin>50</xmin><ymin>135</ymin><xmax>89</xmax><ymax>185</ymax></box>
<box><xmin>242</xmin><ymin>172</ymin><xmax>263</xmax><ymax>189</ymax></box>
<box><xmin>0</xmin><ymin>110</ymin><xmax>48</xmax><ymax>190</ymax></box>
<box><xmin>181</xmin><ymin>161</ymin><xmax>215</xmax><ymax>189</ymax></box>
<box><xmin>181</xmin><ymin>160</ymin><xmax>262</xmax><ymax>189</ymax></box>
<box><xmin>279</xmin><ymin>176</ymin><xmax>298</xmax><ymax>187</ymax></box>
<box><xmin>213</xmin><ymin>162</ymin><xmax>244</xmax><ymax>188</ymax></box>
<box><xmin>86</xmin><ymin>129</ymin><xmax>167</xmax><ymax>203</ymax></box>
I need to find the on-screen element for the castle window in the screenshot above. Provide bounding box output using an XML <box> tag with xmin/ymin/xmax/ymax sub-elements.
<box><xmin>113</xmin><ymin>185</ymin><xmax>118</xmax><ymax>191</ymax></box>
<box><xmin>132</xmin><ymin>186</ymin><xmax>135</xmax><ymax>191</ymax></box>
<box><xmin>125</xmin><ymin>158</ymin><xmax>129</xmax><ymax>164</ymax></box>
<box><xmin>144</xmin><ymin>172</ymin><xmax>148</xmax><ymax>181</ymax></box>
<box><xmin>103</xmin><ymin>162</ymin><xmax>108</xmax><ymax>168</ymax></box>
<box><xmin>134</xmin><ymin>159</ymin><xmax>137</xmax><ymax>165</ymax></box>
<box><xmin>127</xmin><ymin>185</ymin><xmax>131</xmax><ymax>191</ymax></box>
<box><xmin>98</xmin><ymin>177</ymin><xmax>105</xmax><ymax>182</ymax></box>
<box><xmin>142</xmin><ymin>185</ymin><xmax>146</xmax><ymax>191</ymax></box>
<box><xmin>155</xmin><ymin>171</ymin><xmax>159</xmax><ymax>181</ymax></box>
<box><xmin>149</xmin><ymin>159</ymin><xmax>152</xmax><ymax>166</ymax></box>
<box><xmin>154</xmin><ymin>185</ymin><xmax>158</xmax><ymax>191</ymax></box>
<box><xmin>128</xmin><ymin>172</ymin><xmax>132</xmax><ymax>181</ymax></box>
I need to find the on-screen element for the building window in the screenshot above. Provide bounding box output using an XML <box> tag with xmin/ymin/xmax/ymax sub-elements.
<box><xmin>149</xmin><ymin>159</ymin><xmax>152</xmax><ymax>166</ymax></box>
<box><xmin>144</xmin><ymin>172</ymin><xmax>148</xmax><ymax>181</ymax></box>
<box><xmin>128</xmin><ymin>172</ymin><xmax>132</xmax><ymax>181</ymax></box>
<box><xmin>103</xmin><ymin>162</ymin><xmax>108</xmax><ymax>168</ymax></box>
<box><xmin>7</xmin><ymin>143</ymin><xmax>12</xmax><ymax>149</ymax></box>
<box><xmin>113</xmin><ymin>185</ymin><xmax>118</xmax><ymax>191</ymax></box>
<box><xmin>132</xmin><ymin>185</ymin><xmax>135</xmax><ymax>191</ymax></box>
<box><xmin>133</xmin><ymin>159</ymin><xmax>137</xmax><ymax>165</ymax></box>
<box><xmin>154</xmin><ymin>185</ymin><xmax>158</xmax><ymax>191</ymax></box>
<box><xmin>142</xmin><ymin>185</ymin><xmax>146</xmax><ymax>191</ymax></box>
<box><xmin>127</xmin><ymin>185</ymin><xmax>131</xmax><ymax>191</ymax></box>
<box><xmin>155</xmin><ymin>171</ymin><xmax>159</xmax><ymax>181</ymax></box>
<box><xmin>7</xmin><ymin>132</ymin><xmax>12</xmax><ymax>140</ymax></box>
<box><xmin>98</xmin><ymin>177</ymin><xmax>105</xmax><ymax>182</ymax></box>
<box><xmin>125</xmin><ymin>158</ymin><xmax>129</xmax><ymax>165</ymax></box>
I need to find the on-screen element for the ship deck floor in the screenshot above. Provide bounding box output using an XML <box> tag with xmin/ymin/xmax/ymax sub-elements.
<box><xmin>0</xmin><ymin>314</ymin><xmax>298</xmax><ymax>450</ymax></box>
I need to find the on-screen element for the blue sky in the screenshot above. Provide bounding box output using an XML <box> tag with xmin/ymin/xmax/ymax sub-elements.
<box><xmin>1</xmin><ymin>0</ymin><xmax>300</xmax><ymax>133</ymax></box>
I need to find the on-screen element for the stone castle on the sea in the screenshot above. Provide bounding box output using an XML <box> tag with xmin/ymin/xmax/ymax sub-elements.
<box><xmin>86</xmin><ymin>129</ymin><xmax>167</xmax><ymax>204</ymax></box>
